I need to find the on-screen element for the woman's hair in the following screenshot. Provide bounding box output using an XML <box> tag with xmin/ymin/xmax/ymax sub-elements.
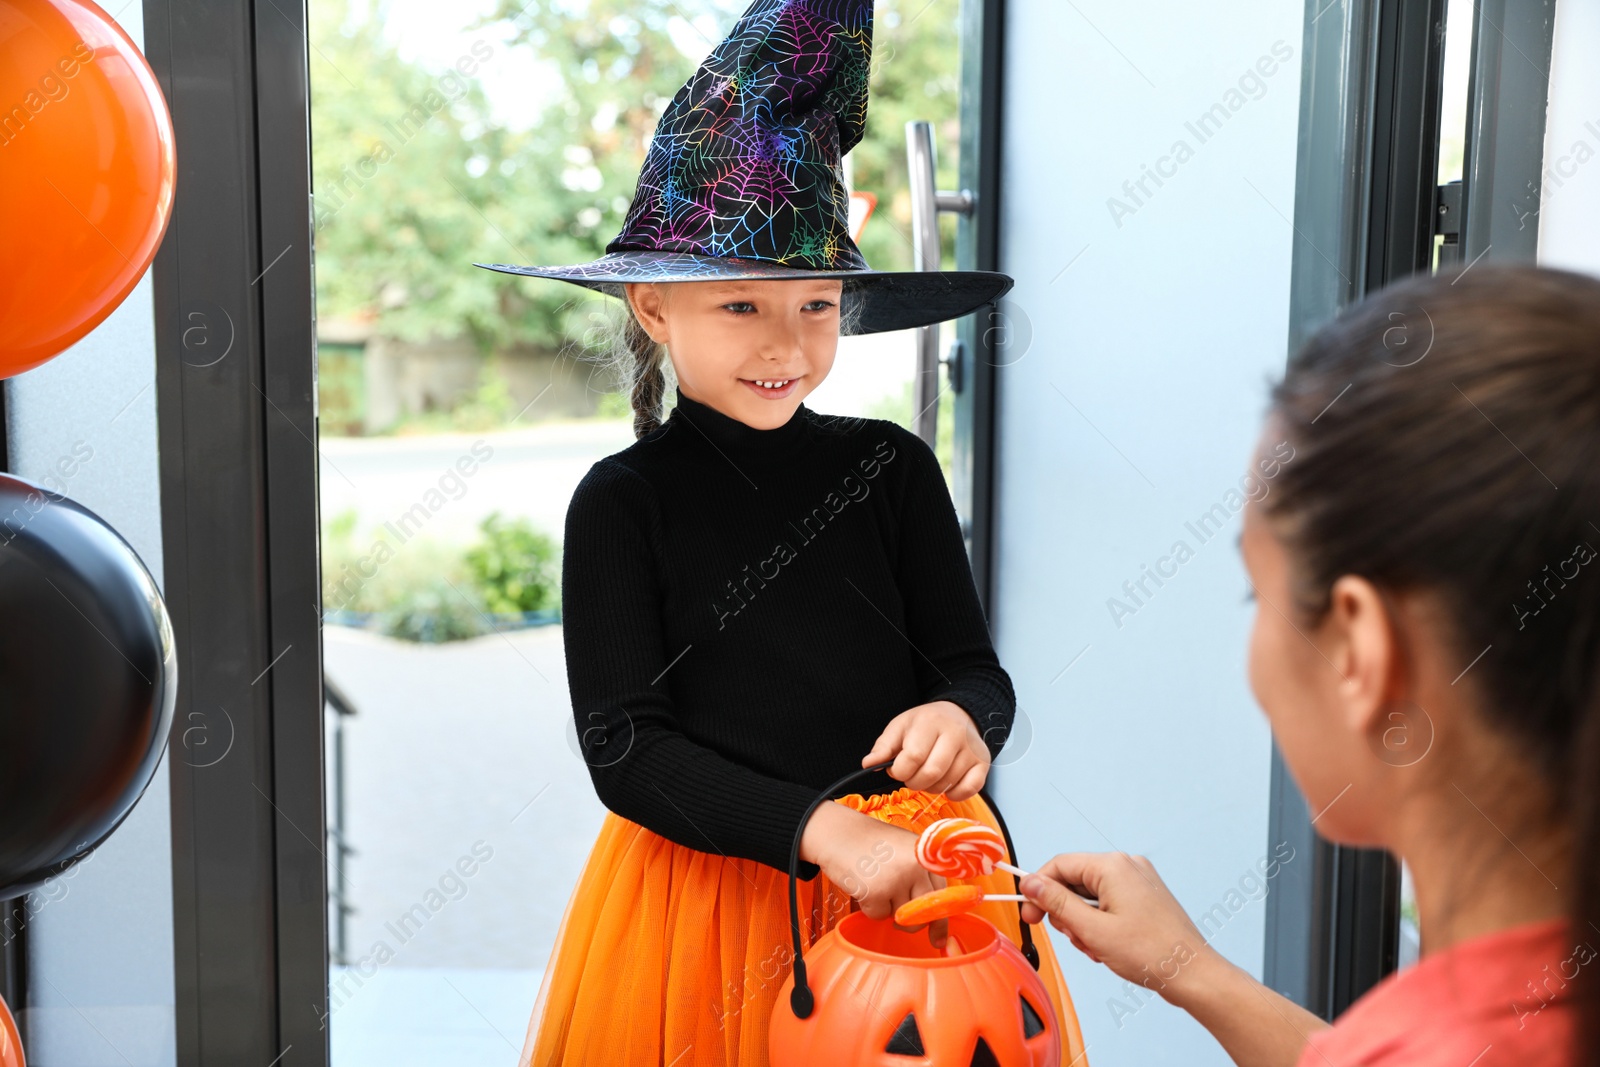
<box><xmin>587</xmin><ymin>279</ymin><xmax>866</xmax><ymax>439</ymax></box>
<box><xmin>1261</xmin><ymin>263</ymin><xmax>1600</xmax><ymax>1064</ymax></box>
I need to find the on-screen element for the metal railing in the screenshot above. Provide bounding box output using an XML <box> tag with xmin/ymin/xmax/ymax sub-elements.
<box><xmin>324</xmin><ymin>674</ymin><xmax>358</xmax><ymax>966</ymax></box>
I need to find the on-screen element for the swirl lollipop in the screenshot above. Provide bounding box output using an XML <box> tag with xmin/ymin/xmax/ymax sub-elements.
<box><xmin>916</xmin><ymin>818</ymin><xmax>1028</xmax><ymax>879</ymax></box>
<box><xmin>915</xmin><ymin>817</ymin><xmax>1101</xmax><ymax>908</ymax></box>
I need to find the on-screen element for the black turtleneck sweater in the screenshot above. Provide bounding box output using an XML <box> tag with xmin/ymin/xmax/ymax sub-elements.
<box><xmin>560</xmin><ymin>386</ymin><xmax>1015</xmax><ymax>880</ymax></box>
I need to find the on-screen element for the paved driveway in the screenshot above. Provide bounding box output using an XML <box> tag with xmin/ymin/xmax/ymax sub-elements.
<box><xmin>326</xmin><ymin>623</ymin><xmax>603</xmax><ymax>972</ymax></box>
<box><xmin>324</xmin><ymin>623</ymin><xmax>601</xmax><ymax>1064</ymax></box>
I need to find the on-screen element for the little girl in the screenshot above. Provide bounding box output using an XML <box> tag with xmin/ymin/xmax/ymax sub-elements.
<box><xmin>479</xmin><ymin>1</ymin><xmax>1087</xmax><ymax>1063</ymax></box>
<box><xmin>1017</xmin><ymin>263</ymin><xmax>1600</xmax><ymax>1067</ymax></box>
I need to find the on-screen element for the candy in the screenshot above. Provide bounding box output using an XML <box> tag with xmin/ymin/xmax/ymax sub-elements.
<box><xmin>894</xmin><ymin>884</ymin><xmax>984</xmax><ymax>926</ymax></box>
<box><xmin>916</xmin><ymin>818</ymin><xmax>1008</xmax><ymax>879</ymax></box>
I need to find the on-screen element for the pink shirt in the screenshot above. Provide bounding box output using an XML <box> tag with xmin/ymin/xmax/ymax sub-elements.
<box><xmin>1296</xmin><ymin>918</ymin><xmax>1584</xmax><ymax>1067</ymax></box>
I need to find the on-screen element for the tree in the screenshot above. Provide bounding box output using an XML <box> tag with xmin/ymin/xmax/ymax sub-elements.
<box><xmin>311</xmin><ymin>0</ymin><xmax>510</xmax><ymax>348</ymax></box>
<box><xmin>835</xmin><ymin>0</ymin><xmax>965</xmax><ymax>273</ymax></box>
<box><xmin>477</xmin><ymin>0</ymin><xmax>965</xmax><ymax>273</ymax></box>
<box><xmin>310</xmin><ymin>0</ymin><xmax>967</xmax><ymax>355</ymax></box>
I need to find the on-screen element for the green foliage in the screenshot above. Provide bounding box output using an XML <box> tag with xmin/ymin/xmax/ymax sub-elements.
<box><xmin>843</xmin><ymin>0</ymin><xmax>965</xmax><ymax>273</ymax></box>
<box><xmin>464</xmin><ymin>511</ymin><xmax>562</xmax><ymax>613</ymax></box>
<box><xmin>387</xmin><ymin>364</ymin><xmax>520</xmax><ymax>435</ymax></box>
<box><xmin>864</xmin><ymin>375</ymin><xmax>956</xmax><ymax>484</ymax></box>
<box><xmin>373</xmin><ymin>562</ymin><xmax>495</xmax><ymax>643</ymax></box>
<box><xmin>594</xmin><ymin>390</ymin><xmax>633</xmax><ymax>419</ymax></box>
<box><xmin>322</xmin><ymin>512</ymin><xmax>490</xmax><ymax>638</ymax></box>
<box><xmin>316</xmin><ymin>342</ymin><xmax>367</xmax><ymax>436</ymax></box>
<box><xmin>476</xmin><ymin>0</ymin><xmax>965</xmax><ymax>274</ymax></box>
<box><xmin>310</xmin><ymin>0</ymin><xmax>515</xmax><ymax>351</ymax></box>
<box><xmin>310</xmin><ymin>0</ymin><xmax>966</xmax><ymax>355</ymax></box>
<box><xmin>320</xmin><ymin>507</ymin><xmax>365</xmax><ymax>610</ymax></box>
<box><xmin>320</xmin><ymin>505</ymin><xmax>561</xmax><ymax>643</ymax></box>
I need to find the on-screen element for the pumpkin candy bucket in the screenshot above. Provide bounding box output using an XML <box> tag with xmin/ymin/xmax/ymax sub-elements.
<box><xmin>770</xmin><ymin>763</ymin><xmax>1065</xmax><ymax>1067</ymax></box>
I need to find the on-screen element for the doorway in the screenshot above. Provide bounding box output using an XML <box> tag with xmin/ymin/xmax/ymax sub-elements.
<box><xmin>303</xmin><ymin>1</ymin><xmax>979</xmax><ymax>1060</ymax></box>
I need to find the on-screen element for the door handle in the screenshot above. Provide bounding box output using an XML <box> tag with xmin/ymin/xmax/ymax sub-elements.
<box><xmin>906</xmin><ymin>120</ymin><xmax>976</xmax><ymax>447</ymax></box>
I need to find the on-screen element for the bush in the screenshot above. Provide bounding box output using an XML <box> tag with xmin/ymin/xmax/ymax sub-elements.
<box><xmin>372</xmin><ymin>567</ymin><xmax>493</xmax><ymax>643</ymax></box>
<box><xmin>321</xmin><ymin>507</ymin><xmax>562</xmax><ymax>643</ymax></box>
<box><xmin>464</xmin><ymin>511</ymin><xmax>561</xmax><ymax>614</ymax></box>
<box><xmin>865</xmin><ymin>379</ymin><xmax>955</xmax><ymax>484</ymax></box>
<box><xmin>388</xmin><ymin>363</ymin><xmax>518</xmax><ymax>436</ymax></box>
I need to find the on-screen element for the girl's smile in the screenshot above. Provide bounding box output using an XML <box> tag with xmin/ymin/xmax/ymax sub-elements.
<box><xmin>739</xmin><ymin>376</ymin><xmax>801</xmax><ymax>400</ymax></box>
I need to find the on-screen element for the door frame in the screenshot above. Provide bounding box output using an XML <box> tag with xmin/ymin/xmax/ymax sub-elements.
<box><xmin>141</xmin><ymin>0</ymin><xmax>328</xmax><ymax>1063</ymax></box>
<box><xmin>954</xmin><ymin>0</ymin><xmax>1008</xmax><ymax>610</ymax></box>
<box><xmin>134</xmin><ymin>0</ymin><xmax>1023</xmax><ymax>1060</ymax></box>
<box><xmin>0</xmin><ymin>387</ymin><xmax>22</xmax><ymax>1043</ymax></box>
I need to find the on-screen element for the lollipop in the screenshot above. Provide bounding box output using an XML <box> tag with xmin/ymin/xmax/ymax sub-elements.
<box><xmin>914</xmin><ymin>817</ymin><xmax>1101</xmax><ymax>909</ymax></box>
<box><xmin>894</xmin><ymin>884</ymin><xmax>1026</xmax><ymax>926</ymax></box>
<box><xmin>915</xmin><ymin>818</ymin><xmax>1027</xmax><ymax>879</ymax></box>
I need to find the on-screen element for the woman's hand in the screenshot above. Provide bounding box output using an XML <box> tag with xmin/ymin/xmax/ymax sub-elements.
<box><xmin>1019</xmin><ymin>851</ymin><xmax>1329</xmax><ymax>1067</ymax></box>
<box><xmin>799</xmin><ymin>802</ymin><xmax>951</xmax><ymax>947</ymax></box>
<box><xmin>863</xmin><ymin>700</ymin><xmax>991</xmax><ymax>800</ymax></box>
<box><xmin>1018</xmin><ymin>851</ymin><xmax>1215</xmax><ymax>1006</ymax></box>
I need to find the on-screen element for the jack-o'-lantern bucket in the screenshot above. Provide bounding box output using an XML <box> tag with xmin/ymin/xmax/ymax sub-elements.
<box><xmin>770</xmin><ymin>763</ymin><xmax>1063</xmax><ymax>1067</ymax></box>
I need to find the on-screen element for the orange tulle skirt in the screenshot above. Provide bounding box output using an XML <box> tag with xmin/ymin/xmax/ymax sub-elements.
<box><xmin>518</xmin><ymin>787</ymin><xmax>1089</xmax><ymax>1066</ymax></box>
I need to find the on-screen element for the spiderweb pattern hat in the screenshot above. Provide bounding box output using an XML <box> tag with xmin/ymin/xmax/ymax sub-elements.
<box><xmin>474</xmin><ymin>0</ymin><xmax>1013</xmax><ymax>334</ymax></box>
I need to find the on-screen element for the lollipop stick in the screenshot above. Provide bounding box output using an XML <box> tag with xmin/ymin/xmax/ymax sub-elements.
<box><xmin>981</xmin><ymin>894</ymin><xmax>1026</xmax><ymax>902</ymax></box>
<box><xmin>994</xmin><ymin>859</ymin><xmax>1101</xmax><ymax>907</ymax></box>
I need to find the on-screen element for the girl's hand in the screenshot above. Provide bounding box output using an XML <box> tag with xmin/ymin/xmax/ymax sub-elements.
<box><xmin>799</xmin><ymin>802</ymin><xmax>951</xmax><ymax>947</ymax></box>
<box><xmin>863</xmin><ymin>700</ymin><xmax>991</xmax><ymax>800</ymax></box>
<box><xmin>1018</xmin><ymin>852</ymin><xmax>1218</xmax><ymax>1008</ymax></box>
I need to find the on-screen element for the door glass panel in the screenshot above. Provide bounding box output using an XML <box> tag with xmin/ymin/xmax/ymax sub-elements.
<box><xmin>1536</xmin><ymin>0</ymin><xmax>1600</xmax><ymax>278</ymax></box>
<box><xmin>1430</xmin><ymin>0</ymin><xmax>1473</xmax><ymax>271</ymax></box>
<box><xmin>308</xmin><ymin>1</ymin><xmax>968</xmax><ymax>1060</ymax></box>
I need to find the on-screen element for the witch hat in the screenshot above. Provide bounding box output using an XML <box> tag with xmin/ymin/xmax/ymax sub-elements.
<box><xmin>474</xmin><ymin>0</ymin><xmax>1012</xmax><ymax>334</ymax></box>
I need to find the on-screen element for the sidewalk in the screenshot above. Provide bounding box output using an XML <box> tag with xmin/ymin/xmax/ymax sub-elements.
<box><xmin>324</xmin><ymin>622</ymin><xmax>602</xmax><ymax>1062</ymax></box>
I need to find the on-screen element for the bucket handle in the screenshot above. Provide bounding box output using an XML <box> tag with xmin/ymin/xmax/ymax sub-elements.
<box><xmin>785</xmin><ymin>761</ymin><xmax>1040</xmax><ymax>1019</ymax></box>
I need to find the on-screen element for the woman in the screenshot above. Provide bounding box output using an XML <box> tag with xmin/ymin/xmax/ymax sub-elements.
<box><xmin>1019</xmin><ymin>263</ymin><xmax>1599</xmax><ymax>1067</ymax></box>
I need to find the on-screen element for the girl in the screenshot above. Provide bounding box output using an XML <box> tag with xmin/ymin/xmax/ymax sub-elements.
<box><xmin>480</xmin><ymin>1</ymin><xmax>1089</xmax><ymax>1063</ymax></box>
<box><xmin>519</xmin><ymin>274</ymin><xmax>1087</xmax><ymax>1066</ymax></box>
<box><xmin>1016</xmin><ymin>263</ymin><xmax>1599</xmax><ymax>1067</ymax></box>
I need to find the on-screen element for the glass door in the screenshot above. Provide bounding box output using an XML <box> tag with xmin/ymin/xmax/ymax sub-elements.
<box><xmin>305</xmin><ymin>1</ymin><xmax>979</xmax><ymax>1060</ymax></box>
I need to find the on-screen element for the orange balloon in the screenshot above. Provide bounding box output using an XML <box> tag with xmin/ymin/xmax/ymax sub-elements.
<box><xmin>0</xmin><ymin>0</ymin><xmax>176</xmax><ymax>378</ymax></box>
<box><xmin>0</xmin><ymin>992</ymin><xmax>20</xmax><ymax>1067</ymax></box>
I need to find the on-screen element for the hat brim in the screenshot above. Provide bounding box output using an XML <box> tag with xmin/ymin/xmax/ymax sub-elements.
<box><xmin>473</xmin><ymin>251</ymin><xmax>1013</xmax><ymax>335</ymax></box>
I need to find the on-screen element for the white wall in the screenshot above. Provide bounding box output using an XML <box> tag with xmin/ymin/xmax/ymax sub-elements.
<box><xmin>1537</xmin><ymin>0</ymin><xmax>1600</xmax><ymax>276</ymax></box>
<box><xmin>3</xmin><ymin>4</ymin><xmax>176</xmax><ymax>1062</ymax></box>
<box><xmin>989</xmin><ymin>4</ymin><xmax>1303</xmax><ymax>1064</ymax></box>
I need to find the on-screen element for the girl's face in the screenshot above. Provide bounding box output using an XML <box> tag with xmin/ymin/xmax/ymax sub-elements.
<box><xmin>625</xmin><ymin>278</ymin><xmax>844</xmax><ymax>429</ymax></box>
<box><xmin>1241</xmin><ymin>425</ymin><xmax>1395</xmax><ymax>848</ymax></box>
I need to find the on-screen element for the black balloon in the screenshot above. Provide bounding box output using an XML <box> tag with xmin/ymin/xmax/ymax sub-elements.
<box><xmin>0</xmin><ymin>473</ymin><xmax>176</xmax><ymax>898</ymax></box>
